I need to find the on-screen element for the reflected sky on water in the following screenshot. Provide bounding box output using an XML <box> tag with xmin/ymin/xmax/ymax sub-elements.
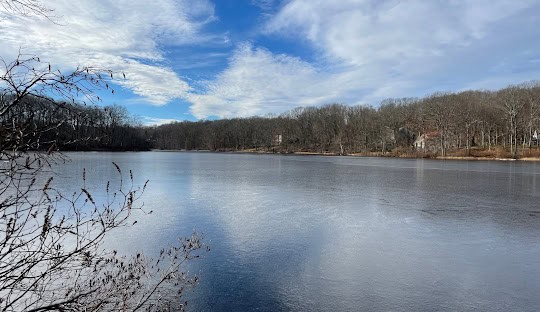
<box><xmin>52</xmin><ymin>152</ymin><xmax>540</xmax><ymax>312</ymax></box>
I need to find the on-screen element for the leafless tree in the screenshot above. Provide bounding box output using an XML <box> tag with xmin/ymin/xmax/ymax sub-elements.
<box><xmin>0</xmin><ymin>55</ymin><xmax>206</xmax><ymax>312</ymax></box>
<box><xmin>424</xmin><ymin>93</ymin><xmax>456</xmax><ymax>157</ymax></box>
<box><xmin>1</xmin><ymin>1</ymin><xmax>207</xmax><ymax>309</ymax></box>
<box><xmin>0</xmin><ymin>159</ymin><xmax>205</xmax><ymax>311</ymax></box>
<box><xmin>498</xmin><ymin>86</ymin><xmax>525</xmax><ymax>157</ymax></box>
<box><xmin>521</xmin><ymin>81</ymin><xmax>540</xmax><ymax>148</ymax></box>
<box><xmin>0</xmin><ymin>0</ymin><xmax>53</xmax><ymax>18</ymax></box>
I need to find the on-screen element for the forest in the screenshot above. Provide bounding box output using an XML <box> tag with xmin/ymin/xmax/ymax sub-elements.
<box><xmin>0</xmin><ymin>95</ymin><xmax>150</xmax><ymax>151</ymax></box>
<box><xmin>151</xmin><ymin>82</ymin><xmax>540</xmax><ymax>158</ymax></box>
<box><xmin>3</xmin><ymin>82</ymin><xmax>540</xmax><ymax>158</ymax></box>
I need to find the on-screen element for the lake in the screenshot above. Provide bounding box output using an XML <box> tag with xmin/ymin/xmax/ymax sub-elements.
<box><xmin>53</xmin><ymin>152</ymin><xmax>540</xmax><ymax>312</ymax></box>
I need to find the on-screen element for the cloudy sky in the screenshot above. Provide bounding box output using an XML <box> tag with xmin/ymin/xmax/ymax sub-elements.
<box><xmin>1</xmin><ymin>0</ymin><xmax>539</xmax><ymax>124</ymax></box>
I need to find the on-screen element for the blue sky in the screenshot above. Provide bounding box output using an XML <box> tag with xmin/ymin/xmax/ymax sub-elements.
<box><xmin>1</xmin><ymin>0</ymin><xmax>540</xmax><ymax>125</ymax></box>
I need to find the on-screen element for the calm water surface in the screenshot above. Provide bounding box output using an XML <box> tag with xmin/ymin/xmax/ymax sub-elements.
<box><xmin>54</xmin><ymin>152</ymin><xmax>540</xmax><ymax>312</ymax></box>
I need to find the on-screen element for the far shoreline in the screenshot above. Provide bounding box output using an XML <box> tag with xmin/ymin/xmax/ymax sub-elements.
<box><xmin>145</xmin><ymin>148</ymin><xmax>540</xmax><ymax>162</ymax></box>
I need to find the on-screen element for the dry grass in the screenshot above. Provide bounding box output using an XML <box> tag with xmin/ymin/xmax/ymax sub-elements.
<box><xmin>471</xmin><ymin>147</ymin><xmax>512</xmax><ymax>158</ymax></box>
<box><xmin>521</xmin><ymin>147</ymin><xmax>540</xmax><ymax>158</ymax></box>
<box><xmin>443</xmin><ymin>147</ymin><xmax>513</xmax><ymax>159</ymax></box>
<box><xmin>233</xmin><ymin>146</ymin><xmax>540</xmax><ymax>161</ymax></box>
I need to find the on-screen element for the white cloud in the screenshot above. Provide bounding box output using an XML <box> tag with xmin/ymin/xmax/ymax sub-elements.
<box><xmin>0</xmin><ymin>0</ymin><xmax>215</xmax><ymax>105</ymax></box>
<box><xmin>3</xmin><ymin>0</ymin><xmax>538</xmax><ymax>117</ymax></box>
<box><xmin>267</xmin><ymin>0</ymin><xmax>539</xmax><ymax>98</ymax></box>
<box><xmin>186</xmin><ymin>43</ymin><xmax>356</xmax><ymax>119</ymax></box>
<box><xmin>265</xmin><ymin>0</ymin><xmax>536</xmax><ymax>65</ymax></box>
<box><xmin>187</xmin><ymin>0</ymin><xmax>540</xmax><ymax>118</ymax></box>
<box><xmin>250</xmin><ymin>0</ymin><xmax>279</xmax><ymax>11</ymax></box>
<box><xmin>142</xmin><ymin>116</ymin><xmax>183</xmax><ymax>126</ymax></box>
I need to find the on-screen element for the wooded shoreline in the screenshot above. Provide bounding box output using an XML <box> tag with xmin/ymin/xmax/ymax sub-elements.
<box><xmin>150</xmin><ymin>83</ymin><xmax>540</xmax><ymax>159</ymax></box>
<box><xmin>149</xmin><ymin>148</ymin><xmax>540</xmax><ymax>162</ymax></box>
<box><xmin>4</xmin><ymin>82</ymin><xmax>540</xmax><ymax>160</ymax></box>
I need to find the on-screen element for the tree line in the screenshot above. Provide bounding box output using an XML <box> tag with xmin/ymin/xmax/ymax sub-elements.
<box><xmin>3</xmin><ymin>81</ymin><xmax>540</xmax><ymax>158</ymax></box>
<box><xmin>0</xmin><ymin>94</ymin><xmax>150</xmax><ymax>151</ymax></box>
<box><xmin>1</xmin><ymin>51</ymin><xmax>204</xmax><ymax>311</ymax></box>
<box><xmin>149</xmin><ymin>82</ymin><xmax>540</xmax><ymax>158</ymax></box>
<box><xmin>1</xmin><ymin>1</ymin><xmax>204</xmax><ymax>310</ymax></box>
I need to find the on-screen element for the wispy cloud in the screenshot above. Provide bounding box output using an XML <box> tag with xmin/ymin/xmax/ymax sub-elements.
<box><xmin>264</xmin><ymin>0</ymin><xmax>540</xmax><ymax>98</ymax></box>
<box><xmin>2</xmin><ymin>0</ymin><xmax>539</xmax><ymax>118</ymax></box>
<box><xmin>250</xmin><ymin>0</ymin><xmax>280</xmax><ymax>11</ymax></box>
<box><xmin>188</xmin><ymin>0</ymin><xmax>540</xmax><ymax>118</ymax></box>
<box><xmin>142</xmin><ymin>116</ymin><xmax>183</xmax><ymax>126</ymax></box>
<box><xmin>187</xmin><ymin>43</ymin><xmax>349</xmax><ymax>119</ymax></box>
<box><xmin>0</xmin><ymin>0</ymin><xmax>215</xmax><ymax>105</ymax></box>
<box><xmin>265</xmin><ymin>0</ymin><xmax>535</xmax><ymax>63</ymax></box>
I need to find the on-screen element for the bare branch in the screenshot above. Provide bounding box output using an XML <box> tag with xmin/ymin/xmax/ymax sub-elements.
<box><xmin>0</xmin><ymin>0</ymin><xmax>54</xmax><ymax>19</ymax></box>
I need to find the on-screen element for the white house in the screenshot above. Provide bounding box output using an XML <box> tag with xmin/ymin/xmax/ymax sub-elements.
<box><xmin>413</xmin><ymin>132</ymin><xmax>439</xmax><ymax>151</ymax></box>
<box><xmin>414</xmin><ymin>134</ymin><xmax>426</xmax><ymax>149</ymax></box>
<box><xmin>272</xmin><ymin>134</ymin><xmax>282</xmax><ymax>145</ymax></box>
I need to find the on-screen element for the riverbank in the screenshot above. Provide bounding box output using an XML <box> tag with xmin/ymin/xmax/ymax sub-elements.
<box><xmin>204</xmin><ymin>148</ymin><xmax>540</xmax><ymax>162</ymax></box>
<box><xmin>86</xmin><ymin>147</ymin><xmax>540</xmax><ymax>162</ymax></box>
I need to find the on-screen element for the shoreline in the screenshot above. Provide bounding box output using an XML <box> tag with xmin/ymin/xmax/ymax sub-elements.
<box><xmin>56</xmin><ymin>148</ymin><xmax>540</xmax><ymax>162</ymax></box>
<box><xmin>148</xmin><ymin>149</ymin><xmax>540</xmax><ymax>162</ymax></box>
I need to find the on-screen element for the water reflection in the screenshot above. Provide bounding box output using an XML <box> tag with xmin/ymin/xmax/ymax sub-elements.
<box><xmin>51</xmin><ymin>152</ymin><xmax>540</xmax><ymax>312</ymax></box>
